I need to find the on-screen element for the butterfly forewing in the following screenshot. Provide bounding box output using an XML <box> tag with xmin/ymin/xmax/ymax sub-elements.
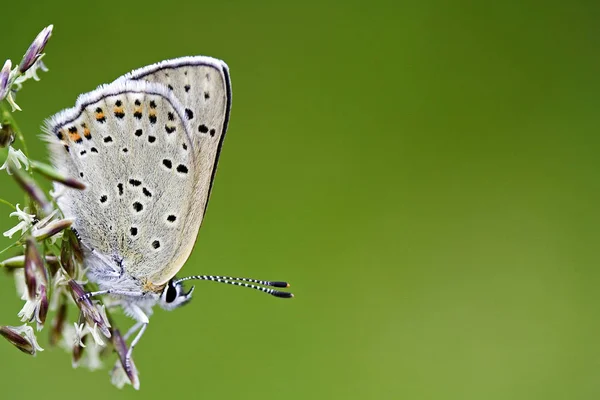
<box><xmin>45</xmin><ymin>79</ymin><xmax>198</xmax><ymax>284</ymax></box>
<box><xmin>118</xmin><ymin>56</ymin><xmax>231</xmax><ymax>213</ymax></box>
<box><xmin>117</xmin><ymin>56</ymin><xmax>232</xmax><ymax>284</ymax></box>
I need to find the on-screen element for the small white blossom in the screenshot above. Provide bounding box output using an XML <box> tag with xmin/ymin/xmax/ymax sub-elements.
<box><xmin>79</xmin><ymin>340</ymin><xmax>103</xmax><ymax>371</ymax></box>
<box><xmin>13</xmin><ymin>268</ymin><xmax>27</xmax><ymax>299</ymax></box>
<box><xmin>97</xmin><ymin>304</ymin><xmax>112</xmax><ymax>329</ymax></box>
<box><xmin>0</xmin><ymin>59</ymin><xmax>11</xmax><ymax>101</ymax></box>
<box><xmin>59</xmin><ymin>323</ymin><xmax>77</xmax><ymax>352</ymax></box>
<box><xmin>17</xmin><ymin>296</ymin><xmax>37</xmax><ymax>321</ymax></box>
<box><xmin>6</xmin><ymin>91</ymin><xmax>21</xmax><ymax>112</ymax></box>
<box><xmin>0</xmin><ymin>146</ymin><xmax>29</xmax><ymax>174</ymax></box>
<box><xmin>73</xmin><ymin>323</ymin><xmax>86</xmax><ymax>347</ymax></box>
<box><xmin>15</xmin><ymin>272</ymin><xmax>46</xmax><ymax>330</ymax></box>
<box><xmin>3</xmin><ymin>203</ymin><xmax>35</xmax><ymax>238</ymax></box>
<box><xmin>110</xmin><ymin>362</ymin><xmax>131</xmax><ymax>389</ymax></box>
<box><xmin>86</xmin><ymin>323</ymin><xmax>105</xmax><ymax>346</ymax></box>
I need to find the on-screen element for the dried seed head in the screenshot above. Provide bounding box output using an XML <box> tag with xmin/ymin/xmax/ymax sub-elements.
<box><xmin>19</xmin><ymin>25</ymin><xmax>53</xmax><ymax>73</ymax></box>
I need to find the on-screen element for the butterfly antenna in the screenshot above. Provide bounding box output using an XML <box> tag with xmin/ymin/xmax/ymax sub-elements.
<box><xmin>174</xmin><ymin>275</ymin><xmax>293</xmax><ymax>298</ymax></box>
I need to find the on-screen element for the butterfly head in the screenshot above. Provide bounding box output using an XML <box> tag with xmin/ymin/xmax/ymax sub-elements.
<box><xmin>159</xmin><ymin>279</ymin><xmax>194</xmax><ymax>311</ymax></box>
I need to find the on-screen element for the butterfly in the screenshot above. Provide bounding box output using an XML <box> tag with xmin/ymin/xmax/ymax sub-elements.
<box><xmin>43</xmin><ymin>56</ymin><xmax>292</xmax><ymax>386</ymax></box>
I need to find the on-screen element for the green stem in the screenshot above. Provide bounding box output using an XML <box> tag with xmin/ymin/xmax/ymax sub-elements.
<box><xmin>0</xmin><ymin>198</ymin><xmax>16</xmax><ymax>210</ymax></box>
<box><xmin>0</xmin><ymin>242</ymin><xmax>20</xmax><ymax>257</ymax></box>
<box><xmin>0</xmin><ymin>101</ymin><xmax>29</xmax><ymax>157</ymax></box>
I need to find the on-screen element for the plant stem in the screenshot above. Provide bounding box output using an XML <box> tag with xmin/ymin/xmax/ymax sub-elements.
<box><xmin>0</xmin><ymin>198</ymin><xmax>16</xmax><ymax>210</ymax></box>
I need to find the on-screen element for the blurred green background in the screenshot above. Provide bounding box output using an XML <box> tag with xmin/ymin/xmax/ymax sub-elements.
<box><xmin>1</xmin><ymin>0</ymin><xmax>600</xmax><ymax>398</ymax></box>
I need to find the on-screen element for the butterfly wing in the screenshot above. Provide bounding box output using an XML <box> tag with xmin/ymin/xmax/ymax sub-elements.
<box><xmin>44</xmin><ymin>79</ymin><xmax>200</xmax><ymax>285</ymax></box>
<box><xmin>116</xmin><ymin>56</ymin><xmax>232</xmax><ymax>283</ymax></box>
<box><xmin>118</xmin><ymin>56</ymin><xmax>231</xmax><ymax>214</ymax></box>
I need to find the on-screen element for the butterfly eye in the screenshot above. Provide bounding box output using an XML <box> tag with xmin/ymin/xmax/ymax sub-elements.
<box><xmin>165</xmin><ymin>283</ymin><xmax>178</xmax><ymax>303</ymax></box>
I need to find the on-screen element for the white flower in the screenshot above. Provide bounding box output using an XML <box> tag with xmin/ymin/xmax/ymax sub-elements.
<box><xmin>3</xmin><ymin>203</ymin><xmax>35</xmax><ymax>238</ymax></box>
<box><xmin>73</xmin><ymin>323</ymin><xmax>86</xmax><ymax>347</ymax></box>
<box><xmin>97</xmin><ymin>304</ymin><xmax>111</xmax><ymax>329</ymax></box>
<box><xmin>15</xmin><ymin>270</ymin><xmax>35</xmax><ymax>322</ymax></box>
<box><xmin>59</xmin><ymin>323</ymin><xmax>77</xmax><ymax>352</ymax></box>
<box><xmin>6</xmin><ymin>91</ymin><xmax>21</xmax><ymax>112</ymax></box>
<box><xmin>79</xmin><ymin>341</ymin><xmax>103</xmax><ymax>371</ymax></box>
<box><xmin>17</xmin><ymin>297</ymin><xmax>37</xmax><ymax>323</ymax></box>
<box><xmin>14</xmin><ymin>259</ymin><xmax>48</xmax><ymax>331</ymax></box>
<box><xmin>110</xmin><ymin>362</ymin><xmax>131</xmax><ymax>389</ymax></box>
<box><xmin>0</xmin><ymin>145</ymin><xmax>29</xmax><ymax>174</ymax></box>
<box><xmin>61</xmin><ymin>323</ymin><xmax>104</xmax><ymax>371</ymax></box>
<box><xmin>13</xmin><ymin>268</ymin><xmax>27</xmax><ymax>299</ymax></box>
<box><xmin>86</xmin><ymin>323</ymin><xmax>105</xmax><ymax>346</ymax></box>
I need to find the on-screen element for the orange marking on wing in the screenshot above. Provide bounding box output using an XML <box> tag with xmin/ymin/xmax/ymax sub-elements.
<box><xmin>68</xmin><ymin>131</ymin><xmax>82</xmax><ymax>142</ymax></box>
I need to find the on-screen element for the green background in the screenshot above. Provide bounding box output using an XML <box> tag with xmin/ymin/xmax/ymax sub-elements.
<box><xmin>1</xmin><ymin>1</ymin><xmax>599</xmax><ymax>398</ymax></box>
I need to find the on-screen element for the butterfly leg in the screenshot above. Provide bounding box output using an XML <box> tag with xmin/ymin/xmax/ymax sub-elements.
<box><xmin>125</xmin><ymin>304</ymin><xmax>149</xmax><ymax>370</ymax></box>
<box><xmin>77</xmin><ymin>289</ymin><xmax>146</xmax><ymax>302</ymax></box>
<box><xmin>124</xmin><ymin>321</ymin><xmax>143</xmax><ymax>340</ymax></box>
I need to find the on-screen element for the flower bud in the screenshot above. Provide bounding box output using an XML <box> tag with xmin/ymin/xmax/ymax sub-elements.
<box><xmin>68</xmin><ymin>279</ymin><xmax>111</xmax><ymax>338</ymax></box>
<box><xmin>19</xmin><ymin>25</ymin><xmax>53</xmax><ymax>73</ymax></box>
<box><xmin>65</xmin><ymin>228</ymin><xmax>83</xmax><ymax>263</ymax></box>
<box><xmin>0</xmin><ymin>324</ymin><xmax>43</xmax><ymax>355</ymax></box>
<box><xmin>60</xmin><ymin>240</ymin><xmax>75</xmax><ymax>277</ymax></box>
<box><xmin>11</xmin><ymin>166</ymin><xmax>52</xmax><ymax>215</ymax></box>
<box><xmin>0</xmin><ymin>59</ymin><xmax>11</xmax><ymax>101</ymax></box>
<box><xmin>24</xmin><ymin>237</ymin><xmax>42</xmax><ymax>299</ymax></box>
<box><xmin>49</xmin><ymin>297</ymin><xmax>67</xmax><ymax>346</ymax></box>
<box><xmin>0</xmin><ymin>325</ymin><xmax>34</xmax><ymax>354</ymax></box>
<box><xmin>33</xmin><ymin>218</ymin><xmax>73</xmax><ymax>241</ymax></box>
<box><xmin>45</xmin><ymin>254</ymin><xmax>60</xmax><ymax>276</ymax></box>
<box><xmin>36</xmin><ymin>284</ymin><xmax>48</xmax><ymax>327</ymax></box>
<box><xmin>30</xmin><ymin>160</ymin><xmax>86</xmax><ymax>190</ymax></box>
<box><xmin>113</xmin><ymin>329</ymin><xmax>140</xmax><ymax>389</ymax></box>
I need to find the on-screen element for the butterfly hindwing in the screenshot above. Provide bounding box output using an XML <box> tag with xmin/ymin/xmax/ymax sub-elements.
<box><xmin>44</xmin><ymin>79</ymin><xmax>197</xmax><ymax>283</ymax></box>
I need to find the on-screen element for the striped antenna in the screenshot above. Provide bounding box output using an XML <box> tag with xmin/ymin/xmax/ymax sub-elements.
<box><xmin>174</xmin><ymin>275</ymin><xmax>293</xmax><ymax>298</ymax></box>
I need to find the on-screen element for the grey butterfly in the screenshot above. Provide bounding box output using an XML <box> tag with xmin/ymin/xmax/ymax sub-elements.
<box><xmin>44</xmin><ymin>56</ymin><xmax>292</xmax><ymax>379</ymax></box>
